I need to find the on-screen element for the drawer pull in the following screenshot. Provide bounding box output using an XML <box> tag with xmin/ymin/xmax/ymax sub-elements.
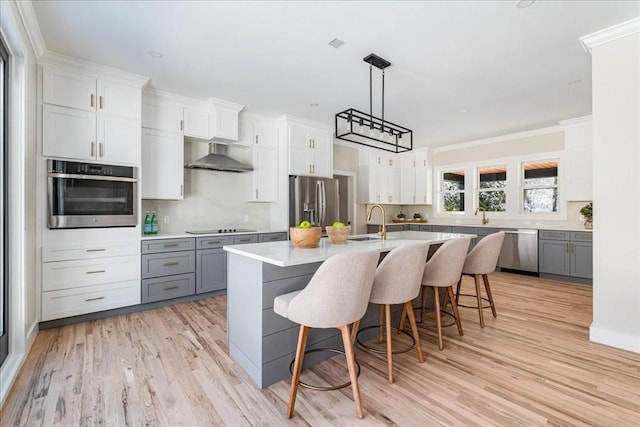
<box><xmin>163</xmin><ymin>285</ymin><xmax>179</xmax><ymax>291</ymax></box>
<box><xmin>238</xmin><ymin>239</ymin><xmax>251</xmax><ymax>243</ymax></box>
<box><xmin>163</xmin><ymin>262</ymin><xmax>179</xmax><ymax>267</ymax></box>
<box><xmin>85</xmin><ymin>296</ymin><xmax>105</xmax><ymax>302</ymax></box>
<box><xmin>207</xmin><ymin>241</ymin><xmax>222</xmax><ymax>245</ymax></box>
<box><xmin>86</xmin><ymin>248</ymin><xmax>106</xmax><ymax>252</ymax></box>
<box><xmin>548</xmin><ymin>233</ymin><xmax>563</xmax><ymax>238</ymax></box>
<box><xmin>268</xmin><ymin>237</ymin><xmax>279</xmax><ymax>240</ymax></box>
<box><xmin>86</xmin><ymin>270</ymin><xmax>106</xmax><ymax>274</ymax></box>
<box><xmin>163</xmin><ymin>243</ymin><xmax>179</xmax><ymax>247</ymax></box>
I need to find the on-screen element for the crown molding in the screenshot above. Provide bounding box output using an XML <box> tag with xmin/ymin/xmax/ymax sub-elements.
<box><xmin>433</xmin><ymin>124</ymin><xmax>563</xmax><ymax>153</ymax></box>
<box><xmin>558</xmin><ymin>115</ymin><xmax>592</xmax><ymax>128</ymax></box>
<box><xmin>580</xmin><ymin>17</ymin><xmax>640</xmax><ymax>53</ymax></box>
<box><xmin>15</xmin><ymin>0</ymin><xmax>46</xmax><ymax>58</ymax></box>
<box><xmin>276</xmin><ymin>114</ymin><xmax>333</xmax><ymax>131</ymax></box>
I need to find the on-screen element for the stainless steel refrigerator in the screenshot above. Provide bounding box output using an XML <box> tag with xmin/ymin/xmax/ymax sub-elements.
<box><xmin>289</xmin><ymin>175</ymin><xmax>350</xmax><ymax>232</ymax></box>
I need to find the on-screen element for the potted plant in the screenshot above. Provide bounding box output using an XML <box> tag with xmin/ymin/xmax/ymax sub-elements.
<box><xmin>396</xmin><ymin>212</ymin><xmax>407</xmax><ymax>220</ymax></box>
<box><xmin>580</xmin><ymin>202</ymin><xmax>593</xmax><ymax>229</ymax></box>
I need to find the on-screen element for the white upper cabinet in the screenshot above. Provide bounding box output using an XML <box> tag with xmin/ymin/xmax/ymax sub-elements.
<box><xmin>287</xmin><ymin>120</ymin><xmax>333</xmax><ymax>178</ymax></box>
<box><xmin>142</xmin><ymin>97</ymin><xmax>184</xmax><ymax>133</ymax></box>
<box><xmin>358</xmin><ymin>151</ymin><xmax>400</xmax><ymax>204</ymax></box>
<box><xmin>400</xmin><ymin>149</ymin><xmax>431</xmax><ymax>205</ymax></box>
<box><xmin>210</xmin><ymin>102</ymin><xmax>241</xmax><ymax>141</ymax></box>
<box><xmin>41</xmin><ymin>64</ymin><xmax>145</xmax><ymax>166</ymax></box>
<box><xmin>183</xmin><ymin>106</ymin><xmax>209</xmax><ymax>139</ymax></box>
<box><xmin>562</xmin><ymin>117</ymin><xmax>592</xmax><ymax>201</ymax></box>
<box><xmin>250</xmin><ymin>146</ymin><xmax>278</xmax><ymax>202</ymax></box>
<box><xmin>141</xmin><ymin>128</ymin><xmax>184</xmax><ymax>200</ymax></box>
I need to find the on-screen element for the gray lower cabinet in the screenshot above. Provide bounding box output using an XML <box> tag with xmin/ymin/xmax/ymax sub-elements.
<box><xmin>432</xmin><ymin>225</ymin><xmax>452</xmax><ymax>233</ymax></box>
<box><xmin>141</xmin><ymin>238</ymin><xmax>196</xmax><ymax>303</ymax></box>
<box><xmin>419</xmin><ymin>225</ymin><xmax>432</xmax><ymax>232</ymax></box>
<box><xmin>196</xmin><ymin>248</ymin><xmax>227</xmax><ymax>293</ymax></box>
<box><xmin>259</xmin><ymin>232</ymin><xmax>287</xmax><ymax>242</ymax></box>
<box><xmin>539</xmin><ymin>230</ymin><xmax>592</xmax><ymax>279</ymax></box>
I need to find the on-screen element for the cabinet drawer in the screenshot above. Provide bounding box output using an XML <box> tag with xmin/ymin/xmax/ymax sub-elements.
<box><xmin>452</xmin><ymin>226</ymin><xmax>475</xmax><ymax>234</ymax></box>
<box><xmin>196</xmin><ymin>236</ymin><xmax>229</xmax><ymax>249</ymax></box>
<box><xmin>231</xmin><ymin>234</ymin><xmax>258</xmax><ymax>245</ymax></box>
<box><xmin>419</xmin><ymin>225</ymin><xmax>432</xmax><ymax>232</ymax></box>
<box><xmin>259</xmin><ymin>232</ymin><xmax>288</xmax><ymax>242</ymax></box>
<box><xmin>476</xmin><ymin>228</ymin><xmax>502</xmax><ymax>237</ymax></box>
<box><xmin>432</xmin><ymin>225</ymin><xmax>452</xmax><ymax>233</ymax></box>
<box><xmin>407</xmin><ymin>224</ymin><xmax>421</xmax><ymax>231</ymax></box>
<box><xmin>141</xmin><ymin>238</ymin><xmax>195</xmax><ymax>254</ymax></box>
<box><xmin>43</xmin><ymin>240</ymin><xmax>139</xmax><ymax>262</ymax></box>
<box><xmin>571</xmin><ymin>232</ymin><xmax>593</xmax><ymax>242</ymax></box>
<box><xmin>141</xmin><ymin>251</ymin><xmax>195</xmax><ymax>279</ymax></box>
<box><xmin>43</xmin><ymin>255</ymin><xmax>140</xmax><ymax>292</ymax></box>
<box><xmin>539</xmin><ymin>230</ymin><xmax>570</xmax><ymax>241</ymax></box>
<box><xmin>386</xmin><ymin>225</ymin><xmax>404</xmax><ymax>232</ymax></box>
<box><xmin>142</xmin><ymin>273</ymin><xmax>195</xmax><ymax>303</ymax></box>
<box><xmin>42</xmin><ymin>279</ymin><xmax>140</xmax><ymax>321</ymax></box>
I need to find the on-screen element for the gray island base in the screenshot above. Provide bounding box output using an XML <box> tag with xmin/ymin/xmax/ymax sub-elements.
<box><xmin>224</xmin><ymin>231</ymin><xmax>475</xmax><ymax>389</ymax></box>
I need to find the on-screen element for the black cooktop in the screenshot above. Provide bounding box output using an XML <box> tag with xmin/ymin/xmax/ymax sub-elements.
<box><xmin>185</xmin><ymin>228</ymin><xmax>257</xmax><ymax>235</ymax></box>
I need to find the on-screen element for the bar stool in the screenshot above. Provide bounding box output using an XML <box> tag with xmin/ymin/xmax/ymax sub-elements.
<box><xmin>273</xmin><ymin>251</ymin><xmax>378</xmax><ymax>419</ymax></box>
<box><xmin>456</xmin><ymin>231</ymin><xmax>505</xmax><ymax>327</ymax></box>
<box><xmin>412</xmin><ymin>237</ymin><xmax>471</xmax><ymax>350</ymax></box>
<box><xmin>355</xmin><ymin>242</ymin><xmax>430</xmax><ymax>384</ymax></box>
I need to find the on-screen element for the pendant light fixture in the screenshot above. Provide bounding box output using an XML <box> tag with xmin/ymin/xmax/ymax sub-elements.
<box><xmin>335</xmin><ymin>53</ymin><xmax>412</xmax><ymax>153</ymax></box>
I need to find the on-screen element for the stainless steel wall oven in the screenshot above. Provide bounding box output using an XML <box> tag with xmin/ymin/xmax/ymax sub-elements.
<box><xmin>47</xmin><ymin>160</ymin><xmax>138</xmax><ymax>229</ymax></box>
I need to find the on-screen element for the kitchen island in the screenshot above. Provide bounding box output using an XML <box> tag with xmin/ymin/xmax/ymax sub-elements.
<box><xmin>223</xmin><ymin>231</ymin><xmax>474</xmax><ymax>388</ymax></box>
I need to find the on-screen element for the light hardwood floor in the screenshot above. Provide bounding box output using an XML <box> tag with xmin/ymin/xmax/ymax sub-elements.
<box><xmin>2</xmin><ymin>272</ymin><xmax>640</xmax><ymax>426</ymax></box>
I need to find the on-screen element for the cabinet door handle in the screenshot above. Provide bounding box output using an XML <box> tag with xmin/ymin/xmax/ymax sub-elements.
<box><xmin>86</xmin><ymin>248</ymin><xmax>106</xmax><ymax>252</ymax></box>
<box><xmin>86</xmin><ymin>270</ymin><xmax>106</xmax><ymax>275</ymax></box>
<box><xmin>311</xmin><ymin>164</ymin><xmax>315</xmax><ymax>174</ymax></box>
<box><xmin>99</xmin><ymin>143</ymin><xmax>104</xmax><ymax>158</ymax></box>
<box><xmin>180</xmin><ymin>119</ymin><xmax>184</xmax><ymax>131</ymax></box>
<box><xmin>571</xmin><ymin>243</ymin><xmax>575</xmax><ymax>254</ymax></box>
<box><xmin>90</xmin><ymin>94</ymin><xmax>94</xmax><ymax>108</ymax></box>
<box><xmin>255</xmin><ymin>135</ymin><xmax>259</xmax><ymax>144</ymax></box>
<box><xmin>308</xmin><ymin>164</ymin><xmax>312</xmax><ymax>174</ymax></box>
<box><xmin>91</xmin><ymin>141</ymin><xmax>95</xmax><ymax>157</ymax></box>
<box><xmin>565</xmin><ymin>242</ymin><xmax>569</xmax><ymax>253</ymax></box>
<box><xmin>163</xmin><ymin>243</ymin><xmax>179</xmax><ymax>248</ymax></box>
<box><xmin>180</xmin><ymin>184</ymin><xmax>183</xmax><ymax>197</ymax></box>
<box><xmin>255</xmin><ymin>189</ymin><xmax>259</xmax><ymax>199</ymax></box>
<box><xmin>413</xmin><ymin>160</ymin><xmax>415</xmax><ymax>167</ymax></box>
<box><xmin>99</xmin><ymin>95</ymin><xmax>103</xmax><ymax>109</ymax></box>
<box><xmin>163</xmin><ymin>285</ymin><xmax>179</xmax><ymax>291</ymax></box>
<box><xmin>424</xmin><ymin>160</ymin><xmax>427</xmax><ymax>167</ymax></box>
<box><xmin>312</xmin><ymin>138</ymin><xmax>315</xmax><ymax>149</ymax></box>
<box><xmin>163</xmin><ymin>262</ymin><xmax>179</xmax><ymax>267</ymax></box>
<box><xmin>85</xmin><ymin>296</ymin><xmax>105</xmax><ymax>302</ymax></box>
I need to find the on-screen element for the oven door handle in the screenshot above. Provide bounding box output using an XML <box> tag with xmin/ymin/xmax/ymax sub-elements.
<box><xmin>48</xmin><ymin>173</ymin><xmax>138</xmax><ymax>183</ymax></box>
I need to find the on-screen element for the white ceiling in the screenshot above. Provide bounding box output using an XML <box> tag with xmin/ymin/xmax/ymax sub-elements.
<box><xmin>31</xmin><ymin>1</ymin><xmax>640</xmax><ymax>148</ymax></box>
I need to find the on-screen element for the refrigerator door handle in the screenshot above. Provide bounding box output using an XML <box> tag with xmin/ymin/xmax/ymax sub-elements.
<box><xmin>320</xmin><ymin>180</ymin><xmax>326</xmax><ymax>228</ymax></box>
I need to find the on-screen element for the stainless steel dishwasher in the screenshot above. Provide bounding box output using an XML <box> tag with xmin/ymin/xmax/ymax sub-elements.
<box><xmin>498</xmin><ymin>229</ymin><xmax>539</xmax><ymax>273</ymax></box>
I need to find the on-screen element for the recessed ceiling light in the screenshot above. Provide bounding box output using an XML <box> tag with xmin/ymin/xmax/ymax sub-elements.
<box><xmin>328</xmin><ymin>38</ymin><xmax>345</xmax><ymax>49</ymax></box>
<box><xmin>148</xmin><ymin>50</ymin><xmax>163</xmax><ymax>58</ymax></box>
<box><xmin>567</xmin><ymin>79</ymin><xmax>582</xmax><ymax>85</ymax></box>
<box><xmin>310</xmin><ymin>103</ymin><xmax>320</xmax><ymax>108</ymax></box>
<box><xmin>460</xmin><ymin>108</ymin><xmax>469</xmax><ymax>113</ymax></box>
<box><xmin>515</xmin><ymin>0</ymin><xmax>536</xmax><ymax>8</ymax></box>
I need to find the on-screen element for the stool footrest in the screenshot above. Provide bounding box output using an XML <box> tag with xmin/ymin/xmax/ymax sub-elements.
<box><xmin>457</xmin><ymin>293</ymin><xmax>493</xmax><ymax>309</ymax></box>
<box><xmin>289</xmin><ymin>348</ymin><xmax>360</xmax><ymax>391</ymax></box>
<box><xmin>355</xmin><ymin>325</ymin><xmax>415</xmax><ymax>355</ymax></box>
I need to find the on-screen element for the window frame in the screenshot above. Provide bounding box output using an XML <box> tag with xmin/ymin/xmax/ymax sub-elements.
<box><xmin>520</xmin><ymin>158</ymin><xmax>560</xmax><ymax>215</ymax></box>
<box><xmin>476</xmin><ymin>164</ymin><xmax>508</xmax><ymax>214</ymax></box>
<box><xmin>438</xmin><ymin>168</ymin><xmax>466</xmax><ymax>215</ymax></box>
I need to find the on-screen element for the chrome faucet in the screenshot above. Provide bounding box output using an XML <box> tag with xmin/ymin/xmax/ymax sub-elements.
<box><xmin>475</xmin><ymin>206</ymin><xmax>489</xmax><ymax>224</ymax></box>
<box><xmin>366</xmin><ymin>204</ymin><xmax>387</xmax><ymax>240</ymax></box>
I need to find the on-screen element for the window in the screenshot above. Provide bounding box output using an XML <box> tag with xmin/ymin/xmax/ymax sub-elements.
<box><xmin>0</xmin><ymin>36</ymin><xmax>8</xmax><ymax>367</ymax></box>
<box><xmin>478</xmin><ymin>166</ymin><xmax>506</xmax><ymax>212</ymax></box>
<box><xmin>441</xmin><ymin>169</ymin><xmax>465</xmax><ymax>212</ymax></box>
<box><xmin>522</xmin><ymin>160</ymin><xmax>558</xmax><ymax>213</ymax></box>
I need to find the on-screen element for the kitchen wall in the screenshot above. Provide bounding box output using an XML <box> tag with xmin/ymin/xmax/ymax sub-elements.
<box><xmin>142</xmin><ymin>141</ymin><xmax>272</xmax><ymax>232</ymax></box>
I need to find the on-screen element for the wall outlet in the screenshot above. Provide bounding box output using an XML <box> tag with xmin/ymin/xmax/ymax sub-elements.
<box><xmin>163</xmin><ymin>216</ymin><xmax>170</xmax><ymax>225</ymax></box>
<box><xmin>243</xmin><ymin>215</ymin><xmax>249</xmax><ymax>223</ymax></box>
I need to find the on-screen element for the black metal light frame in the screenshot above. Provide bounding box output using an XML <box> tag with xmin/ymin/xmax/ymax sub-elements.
<box><xmin>335</xmin><ymin>53</ymin><xmax>413</xmax><ymax>153</ymax></box>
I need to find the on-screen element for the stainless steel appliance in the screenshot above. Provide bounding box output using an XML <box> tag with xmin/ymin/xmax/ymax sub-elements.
<box><xmin>47</xmin><ymin>160</ymin><xmax>138</xmax><ymax>229</ymax></box>
<box><xmin>498</xmin><ymin>229</ymin><xmax>539</xmax><ymax>273</ymax></box>
<box><xmin>289</xmin><ymin>175</ymin><xmax>351</xmax><ymax>232</ymax></box>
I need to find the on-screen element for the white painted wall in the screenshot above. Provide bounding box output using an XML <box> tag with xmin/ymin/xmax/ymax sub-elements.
<box><xmin>0</xmin><ymin>0</ymin><xmax>39</xmax><ymax>407</ymax></box>
<box><xmin>589</xmin><ymin>29</ymin><xmax>640</xmax><ymax>353</ymax></box>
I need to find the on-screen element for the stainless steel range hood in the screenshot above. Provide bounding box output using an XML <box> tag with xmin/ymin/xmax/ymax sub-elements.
<box><xmin>185</xmin><ymin>143</ymin><xmax>253</xmax><ymax>173</ymax></box>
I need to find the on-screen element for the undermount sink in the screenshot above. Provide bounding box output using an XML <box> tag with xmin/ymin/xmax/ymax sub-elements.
<box><xmin>347</xmin><ymin>236</ymin><xmax>381</xmax><ymax>241</ymax></box>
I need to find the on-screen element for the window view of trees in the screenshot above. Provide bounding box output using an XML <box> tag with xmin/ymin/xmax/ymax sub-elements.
<box><xmin>478</xmin><ymin>166</ymin><xmax>506</xmax><ymax>212</ymax></box>
<box><xmin>442</xmin><ymin>170</ymin><xmax>465</xmax><ymax>212</ymax></box>
<box><xmin>522</xmin><ymin>160</ymin><xmax>558</xmax><ymax>212</ymax></box>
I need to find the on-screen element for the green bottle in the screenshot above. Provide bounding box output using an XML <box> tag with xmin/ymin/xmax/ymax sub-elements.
<box><xmin>151</xmin><ymin>211</ymin><xmax>158</xmax><ymax>235</ymax></box>
<box><xmin>143</xmin><ymin>211</ymin><xmax>152</xmax><ymax>235</ymax></box>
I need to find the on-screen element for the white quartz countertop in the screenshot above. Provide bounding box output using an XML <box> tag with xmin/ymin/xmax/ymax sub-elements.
<box><xmin>223</xmin><ymin>231</ymin><xmax>475</xmax><ymax>267</ymax></box>
<box><xmin>141</xmin><ymin>229</ymin><xmax>286</xmax><ymax>240</ymax></box>
<box><xmin>372</xmin><ymin>221</ymin><xmax>592</xmax><ymax>232</ymax></box>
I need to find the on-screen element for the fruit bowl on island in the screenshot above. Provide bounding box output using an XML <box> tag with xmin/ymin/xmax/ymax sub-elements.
<box><xmin>326</xmin><ymin>222</ymin><xmax>350</xmax><ymax>244</ymax></box>
<box><xmin>290</xmin><ymin>223</ymin><xmax>322</xmax><ymax>248</ymax></box>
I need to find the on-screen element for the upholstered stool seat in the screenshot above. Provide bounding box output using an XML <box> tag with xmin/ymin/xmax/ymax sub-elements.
<box><xmin>456</xmin><ymin>231</ymin><xmax>505</xmax><ymax>327</ymax></box>
<box><xmin>355</xmin><ymin>242</ymin><xmax>430</xmax><ymax>384</ymax></box>
<box><xmin>273</xmin><ymin>250</ymin><xmax>379</xmax><ymax>419</ymax></box>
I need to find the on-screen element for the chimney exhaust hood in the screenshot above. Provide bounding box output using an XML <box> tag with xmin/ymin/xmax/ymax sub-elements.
<box><xmin>185</xmin><ymin>143</ymin><xmax>253</xmax><ymax>173</ymax></box>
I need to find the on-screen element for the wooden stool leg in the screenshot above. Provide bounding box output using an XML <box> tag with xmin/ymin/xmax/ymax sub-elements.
<box><xmin>448</xmin><ymin>286</ymin><xmax>464</xmax><ymax>337</ymax></box>
<box><xmin>385</xmin><ymin>304</ymin><xmax>393</xmax><ymax>383</ymax></box>
<box><xmin>287</xmin><ymin>325</ymin><xmax>309</xmax><ymax>418</ymax></box>
<box><xmin>399</xmin><ymin>304</ymin><xmax>407</xmax><ymax>331</ymax></box>
<box><xmin>378</xmin><ymin>304</ymin><xmax>384</xmax><ymax>343</ymax></box>
<box><xmin>483</xmin><ymin>274</ymin><xmax>497</xmax><ymax>318</ymax></box>
<box><xmin>350</xmin><ymin>319</ymin><xmax>360</xmax><ymax>348</ymax></box>
<box><xmin>474</xmin><ymin>274</ymin><xmax>485</xmax><ymax>327</ymax></box>
<box><xmin>455</xmin><ymin>277</ymin><xmax>462</xmax><ymax>303</ymax></box>
<box><xmin>421</xmin><ymin>286</ymin><xmax>428</xmax><ymax>323</ymax></box>
<box><xmin>433</xmin><ymin>287</ymin><xmax>443</xmax><ymax>350</ymax></box>
<box><xmin>405</xmin><ymin>301</ymin><xmax>425</xmax><ymax>363</ymax></box>
<box><xmin>340</xmin><ymin>325</ymin><xmax>364</xmax><ymax>419</ymax></box>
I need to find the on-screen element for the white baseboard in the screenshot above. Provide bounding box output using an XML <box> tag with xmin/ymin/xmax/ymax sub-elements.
<box><xmin>590</xmin><ymin>324</ymin><xmax>640</xmax><ymax>353</ymax></box>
